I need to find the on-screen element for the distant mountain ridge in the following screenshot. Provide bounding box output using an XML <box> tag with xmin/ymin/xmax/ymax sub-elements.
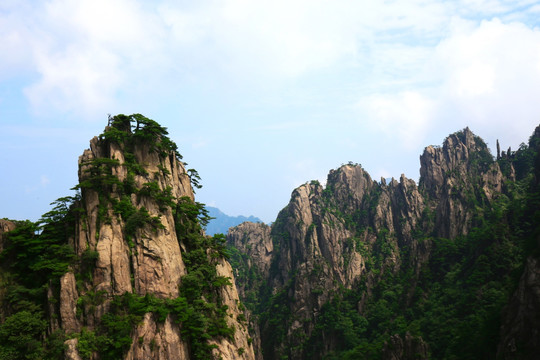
<box><xmin>205</xmin><ymin>206</ymin><xmax>263</xmax><ymax>235</ymax></box>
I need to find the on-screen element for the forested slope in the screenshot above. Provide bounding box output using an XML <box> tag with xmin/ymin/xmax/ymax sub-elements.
<box><xmin>227</xmin><ymin>125</ymin><xmax>540</xmax><ymax>359</ymax></box>
<box><xmin>0</xmin><ymin>115</ymin><xmax>255</xmax><ymax>360</ymax></box>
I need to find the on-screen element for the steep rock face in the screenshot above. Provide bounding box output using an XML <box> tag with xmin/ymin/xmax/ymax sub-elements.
<box><xmin>65</xmin><ymin>339</ymin><xmax>83</xmax><ymax>360</ymax></box>
<box><xmin>227</xmin><ymin>222</ymin><xmax>273</xmax><ymax>298</ymax></box>
<box><xmin>226</xmin><ymin>222</ymin><xmax>272</xmax><ymax>360</ymax></box>
<box><xmin>256</xmin><ymin>166</ymin><xmax>431</xmax><ymax>359</ymax></box>
<box><xmin>56</xmin><ymin>116</ymin><xmax>255</xmax><ymax>360</ymax></box>
<box><xmin>227</xmin><ymin>128</ymin><xmax>515</xmax><ymax>359</ymax></box>
<box><xmin>125</xmin><ymin>314</ymin><xmax>188</xmax><ymax>360</ymax></box>
<box><xmin>419</xmin><ymin>127</ymin><xmax>503</xmax><ymax>238</ymax></box>
<box><xmin>59</xmin><ymin>272</ymin><xmax>80</xmax><ymax>334</ymax></box>
<box><xmin>210</xmin><ymin>258</ymin><xmax>256</xmax><ymax>360</ymax></box>
<box><xmin>75</xmin><ymin>135</ymin><xmax>192</xmax><ymax>299</ymax></box>
<box><xmin>261</xmin><ymin>180</ymin><xmax>362</xmax><ymax>358</ymax></box>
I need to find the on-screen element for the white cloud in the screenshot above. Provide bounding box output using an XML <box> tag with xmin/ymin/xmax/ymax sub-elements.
<box><xmin>2</xmin><ymin>0</ymin><xmax>540</xmax><ymax>130</ymax></box>
<box><xmin>530</xmin><ymin>4</ymin><xmax>540</xmax><ymax>13</ymax></box>
<box><xmin>12</xmin><ymin>0</ymin><xmax>455</xmax><ymax>113</ymax></box>
<box><xmin>0</xmin><ymin>2</ymin><xmax>36</xmax><ymax>78</ymax></box>
<box><xmin>3</xmin><ymin>0</ymin><xmax>167</xmax><ymax>119</ymax></box>
<box><xmin>159</xmin><ymin>0</ymin><xmax>363</xmax><ymax>78</ymax></box>
<box><xmin>24</xmin><ymin>175</ymin><xmax>51</xmax><ymax>194</ymax></box>
<box><xmin>357</xmin><ymin>17</ymin><xmax>540</xmax><ymax>151</ymax></box>
<box><xmin>436</xmin><ymin>18</ymin><xmax>540</xmax><ymax>140</ymax></box>
<box><xmin>360</xmin><ymin>91</ymin><xmax>435</xmax><ymax>150</ymax></box>
<box><xmin>24</xmin><ymin>44</ymin><xmax>122</xmax><ymax>116</ymax></box>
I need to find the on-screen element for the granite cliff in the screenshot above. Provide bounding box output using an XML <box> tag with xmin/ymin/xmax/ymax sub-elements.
<box><xmin>1</xmin><ymin>119</ymin><xmax>539</xmax><ymax>360</ymax></box>
<box><xmin>0</xmin><ymin>115</ymin><xmax>255</xmax><ymax>360</ymax></box>
<box><xmin>227</xmin><ymin>126</ymin><xmax>540</xmax><ymax>359</ymax></box>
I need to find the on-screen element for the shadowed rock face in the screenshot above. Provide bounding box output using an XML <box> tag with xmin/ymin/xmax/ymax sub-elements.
<box><xmin>497</xmin><ymin>256</ymin><xmax>540</xmax><ymax>359</ymax></box>
<box><xmin>497</xmin><ymin>126</ymin><xmax>540</xmax><ymax>360</ymax></box>
<box><xmin>227</xmin><ymin>127</ymin><xmax>529</xmax><ymax>360</ymax></box>
<box><xmin>0</xmin><ymin>219</ymin><xmax>17</xmax><ymax>323</ymax></box>
<box><xmin>227</xmin><ymin>222</ymin><xmax>273</xmax><ymax>298</ymax></box>
<box><xmin>382</xmin><ymin>333</ymin><xmax>430</xmax><ymax>360</ymax></box>
<box><xmin>0</xmin><ymin>219</ymin><xmax>16</xmax><ymax>254</ymax></box>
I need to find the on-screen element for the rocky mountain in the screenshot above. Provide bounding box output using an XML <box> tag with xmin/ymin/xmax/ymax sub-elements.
<box><xmin>204</xmin><ymin>207</ymin><xmax>262</xmax><ymax>236</ymax></box>
<box><xmin>2</xmin><ymin>118</ymin><xmax>539</xmax><ymax>360</ymax></box>
<box><xmin>227</xmin><ymin>126</ymin><xmax>540</xmax><ymax>359</ymax></box>
<box><xmin>0</xmin><ymin>114</ymin><xmax>255</xmax><ymax>360</ymax></box>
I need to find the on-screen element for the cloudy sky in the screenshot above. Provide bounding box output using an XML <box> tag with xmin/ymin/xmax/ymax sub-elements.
<box><xmin>1</xmin><ymin>0</ymin><xmax>540</xmax><ymax>223</ymax></box>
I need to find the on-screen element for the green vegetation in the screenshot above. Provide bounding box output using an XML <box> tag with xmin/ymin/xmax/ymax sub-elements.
<box><xmin>73</xmin><ymin>288</ymin><xmax>232</xmax><ymax>360</ymax></box>
<box><xmin>2</xmin><ymin>117</ymin><xmax>538</xmax><ymax>360</ymax></box>
<box><xmin>0</xmin><ymin>194</ymin><xmax>82</xmax><ymax>359</ymax></box>
<box><xmin>172</xmin><ymin>197</ymin><xmax>236</xmax><ymax>358</ymax></box>
<box><xmin>324</xmin><ymin>128</ymin><xmax>538</xmax><ymax>359</ymax></box>
<box><xmin>227</xmin><ymin>243</ymin><xmax>265</xmax><ymax>312</ymax></box>
<box><xmin>229</xmin><ymin>126</ymin><xmax>540</xmax><ymax>359</ymax></box>
<box><xmin>0</xmin><ymin>114</ymin><xmax>241</xmax><ymax>360</ymax></box>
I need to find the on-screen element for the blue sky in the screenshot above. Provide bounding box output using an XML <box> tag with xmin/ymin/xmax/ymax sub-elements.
<box><xmin>1</xmin><ymin>0</ymin><xmax>540</xmax><ymax>223</ymax></box>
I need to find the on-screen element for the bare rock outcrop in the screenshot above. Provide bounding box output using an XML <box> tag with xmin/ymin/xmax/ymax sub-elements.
<box><xmin>227</xmin><ymin>222</ymin><xmax>272</xmax><ymax>298</ymax></box>
<box><xmin>77</xmin><ymin>135</ymin><xmax>191</xmax><ymax>299</ymax></box>
<box><xmin>125</xmin><ymin>314</ymin><xmax>189</xmax><ymax>360</ymax></box>
<box><xmin>257</xmin><ymin>164</ymin><xmax>430</xmax><ymax>358</ymax></box>
<box><xmin>209</xmin><ymin>258</ymin><xmax>256</xmax><ymax>360</ymax></box>
<box><xmin>65</xmin><ymin>338</ymin><xmax>83</xmax><ymax>360</ymax></box>
<box><xmin>59</xmin><ymin>272</ymin><xmax>80</xmax><ymax>334</ymax></box>
<box><xmin>419</xmin><ymin>127</ymin><xmax>502</xmax><ymax>238</ymax></box>
<box><xmin>232</xmin><ymin>128</ymin><xmax>510</xmax><ymax>359</ymax></box>
<box><xmin>55</xmin><ymin>116</ymin><xmax>254</xmax><ymax>360</ymax></box>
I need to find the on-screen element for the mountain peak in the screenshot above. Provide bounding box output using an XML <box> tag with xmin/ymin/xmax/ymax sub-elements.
<box><xmin>0</xmin><ymin>114</ymin><xmax>255</xmax><ymax>360</ymax></box>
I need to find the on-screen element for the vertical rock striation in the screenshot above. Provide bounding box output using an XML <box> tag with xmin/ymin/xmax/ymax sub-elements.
<box><xmin>227</xmin><ymin>222</ymin><xmax>273</xmax><ymax>298</ymax></box>
<box><xmin>227</xmin><ymin>127</ymin><xmax>524</xmax><ymax>359</ymax></box>
<box><xmin>419</xmin><ymin>127</ymin><xmax>504</xmax><ymax>238</ymax></box>
<box><xmin>53</xmin><ymin>115</ymin><xmax>255</xmax><ymax>360</ymax></box>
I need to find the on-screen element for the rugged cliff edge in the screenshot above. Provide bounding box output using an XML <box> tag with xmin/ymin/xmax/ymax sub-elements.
<box><xmin>0</xmin><ymin>114</ymin><xmax>255</xmax><ymax>360</ymax></box>
<box><xmin>227</xmin><ymin>126</ymin><xmax>540</xmax><ymax>359</ymax></box>
<box><xmin>2</xmin><ymin>119</ymin><xmax>539</xmax><ymax>360</ymax></box>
